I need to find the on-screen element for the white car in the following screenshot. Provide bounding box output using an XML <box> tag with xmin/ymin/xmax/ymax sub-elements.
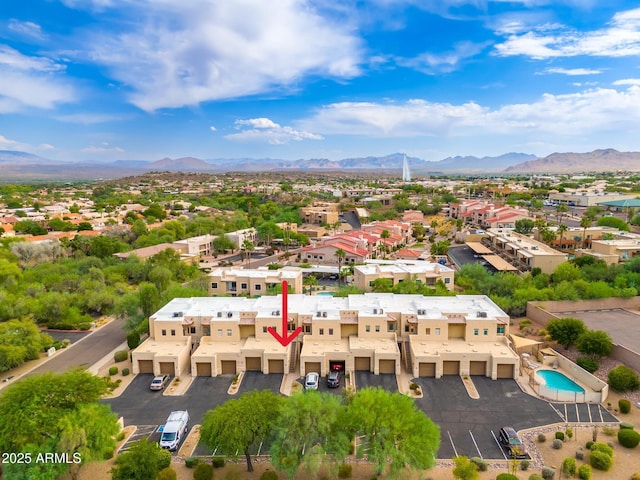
<box><xmin>150</xmin><ymin>374</ymin><xmax>169</xmax><ymax>391</ymax></box>
<box><xmin>304</xmin><ymin>372</ymin><xmax>319</xmax><ymax>390</ymax></box>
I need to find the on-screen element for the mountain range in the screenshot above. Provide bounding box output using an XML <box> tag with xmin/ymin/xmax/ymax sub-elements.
<box><xmin>1</xmin><ymin>148</ymin><xmax>640</xmax><ymax>180</ymax></box>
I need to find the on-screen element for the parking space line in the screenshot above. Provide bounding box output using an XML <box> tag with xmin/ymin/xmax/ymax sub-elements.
<box><xmin>469</xmin><ymin>431</ymin><xmax>482</xmax><ymax>459</ymax></box>
<box><xmin>490</xmin><ymin>430</ymin><xmax>508</xmax><ymax>460</ymax></box>
<box><xmin>588</xmin><ymin>403</ymin><xmax>593</xmax><ymax>423</ymax></box>
<box><xmin>549</xmin><ymin>402</ymin><xmax>565</xmax><ymax>421</ymax></box>
<box><xmin>564</xmin><ymin>404</ymin><xmax>568</xmax><ymax>422</ymax></box>
<box><xmin>597</xmin><ymin>404</ymin><xmax>604</xmax><ymax>423</ymax></box>
<box><xmin>447</xmin><ymin>431</ymin><xmax>458</xmax><ymax>457</ymax></box>
<box><xmin>575</xmin><ymin>403</ymin><xmax>580</xmax><ymax>423</ymax></box>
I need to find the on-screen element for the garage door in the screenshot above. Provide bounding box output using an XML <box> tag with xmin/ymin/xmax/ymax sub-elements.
<box><xmin>418</xmin><ymin>362</ymin><xmax>436</xmax><ymax>377</ymax></box>
<box><xmin>137</xmin><ymin>359</ymin><xmax>153</xmax><ymax>374</ymax></box>
<box><xmin>443</xmin><ymin>360</ymin><xmax>460</xmax><ymax>375</ymax></box>
<box><xmin>221</xmin><ymin>360</ymin><xmax>236</xmax><ymax>374</ymax></box>
<box><xmin>378</xmin><ymin>359</ymin><xmax>395</xmax><ymax>374</ymax></box>
<box><xmin>268</xmin><ymin>359</ymin><xmax>284</xmax><ymax>374</ymax></box>
<box><xmin>159</xmin><ymin>362</ymin><xmax>175</xmax><ymax>375</ymax></box>
<box><xmin>470</xmin><ymin>361</ymin><xmax>487</xmax><ymax>376</ymax></box>
<box><xmin>246</xmin><ymin>357</ymin><xmax>262</xmax><ymax>371</ymax></box>
<box><xmin>305</xmin><ymin>362</ymin><xmax>321</xmax><ymax>375</ymax></box>
<box><xmin>497</xmin><ymin>364</ymin><xmax>515</xmax><ymax>379</ymax></box>
<box><xmin>354</xmin><ymin>357</ymin><xmax>371</xmax><ymax>371</ymax></box>
<box><xmin>195</xmin><ymin>362</ymin><xmax>212</xmax><ymax>377</ymax></box>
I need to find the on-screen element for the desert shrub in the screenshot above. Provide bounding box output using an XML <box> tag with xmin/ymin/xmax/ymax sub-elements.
<box><xmin>470</xmin><ymin>457</ymin><xmax>488</xmax><ymax>472</ymax></box>
<box><xmin>109</xmin><ymin>366</ymin><xmax>118</xmax><ymax>376</ymax></box>
<box><xmin>602</xmin><ymin>426</ymin><xmax>616</xmax><ymax>436</ymax></box>
<box><xmin>620</xmin><ymin>421</ymin><xmax>634</xmax><ymax>430</ymax></box>
<box><xmin>608</xmin><ymin>365</ymin><xmax>640</xmax><ymax>392</ymax></box>
<box><xmin>619</xmin><ymin>398</ymin><xmax>632</xmax><ymax>414</ymax></box>
<box><xmin>565</xmin><ymin>427</ymin><xmax>573</xmax><ymax>440</ymax></box>
<box><xmin>575</xmin><ymin>448</ymin><xmax>584</xmax><ymax>460</ymax></box>
<box><xmin>212</xmin><ymin>456</ymin><xmax>225</xmax><ymax>468</ymax></box>
<box><xmin>541</xmin><ymin>466</ymin><xmax>556</xmax><ymax>479</ymax></box>
<box><xmin>519</xmin><ymin>319</ymin><xmax>532</xmax><ymax>329</ymax></box>
<box><xmin>577</xmin><ymin>464</ymin><xmax>592</xmax><ymax>480</ymax></box>
<box><xmin>338</xmin><ymin>463</ymin><xmax>352</xmax><ymax>478</ymax></box>
<box><xmin>590</xmin><ymin>442</ymin><xmax>613</xmax><ymax>457</ymax></box>
<box><xmin>260</xmin><ymin>471</ymin><xmax>279</xmax><ymax>480</ymax></box>
<box><xmin>529</xmin><ymin>475</ymin><xmax>544</xmax><ymax>480</ymax></box>
<box><xmin>114</xmin><ymin>350</ymin><xmax>128</xmax><ymax>362</ymax></box>
<box><xmin>555</xmin><ymin>431</ymin><xmax>565</xmax><ymax>441</ymax></box>
<box><xmin>585</xmin><ymin>441</ymin><xmax>594</xmax><ymax>450</ymax></box>
<box><xmin>496</xmin><ymin>475</ymin><xmax>519</xmax><ymax>480</ymax></box>
<box><xmin>631</xmin><ymin>473</ymin><xmax>640</xmax><ymax>480</ymax></box>
<box><xmin>78</xmin><ymin>322</ymin><xmax>92</xmax><ymax>331</ymax></box>
<box><xmin>618</xmin><ymin>428</ymin><xmax>640</xmax><ymax>448</ymax></box>
<box><xmin>193</xmin><ymin>463</ymin><xmax>213</xmax><ymax>480</ymax></box>
<box><xmin>576</xmin><ymin>356</ymin><xmax>599</xmax><ymax>373</ymax></box>
<box><xmin>537</xmin><ymin>433</ymin><xmax>547</xmax><ymax>443</ymax></box>
<box><xmin>520</xmin><ymin>459</ymin><xmax>530</xmax><ymax>471</ymax></box>
<box><xmin>157</xmin><ymin>467</ymin><xmax>177</xmax><ymax>480</ymax></box>
<box><xmin>410</xmin><ymin>382</ymin><xmax>419</xmax><ymax>390</ymax></box>
<box><xmin>552</xmin><ymin>438</ymin><xmax>563</xmax><ymax>449</ymax></box>
<box><xmin>122</xmin><ymin>368</ymin><xmax>130</xmax><ymax>376</ymax></box>
<box><xmin>561</xmin><ymin>457</ymin><xmax>577</xmax><ymax>477</ymax></box>
<box><xmin>185</xmin><ymin>456</ymin><xmax>201</xmax><ymax>468</ymax></box>
<box><xmin>127</xmin><ymin>330</ymin><xmax>140</xmax><ymax>349</ymax></box>
<box><xmin>589</xmin><ymin>450</ymin><xmax>613</xmax><ymax>471</ymax></box>
<box><xmin>103</xmin><ymin>449</ymin><xmax>114</xmax><ymax>459</ymax></box>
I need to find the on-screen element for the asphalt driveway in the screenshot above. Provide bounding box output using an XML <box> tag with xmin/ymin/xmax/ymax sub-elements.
<box><xmin>355</xmin><ymin>372</ymin><xmax>398</xmax><ymax>392</ymax></box>
<box><xmin>414</xmin><ymin>376</ymin><xmax>562</xmax><ymax>459</ymax></box>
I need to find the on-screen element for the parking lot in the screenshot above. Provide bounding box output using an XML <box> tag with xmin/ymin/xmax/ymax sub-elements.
<box><xmin>355</xmin><ymin>372</ymin><xmax>398</xmax><ymax>392</ymax></box>
<box><xmin>558</xmin><ymin>308</ymin><xmax>640</xmax><ymax>353</ymax></box>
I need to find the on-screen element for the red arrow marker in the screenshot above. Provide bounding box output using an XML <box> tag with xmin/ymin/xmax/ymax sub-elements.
<box><xmin>268</xmin><ymin>280</ymin><xmax>302</xmax><ymax>347</ymax></box>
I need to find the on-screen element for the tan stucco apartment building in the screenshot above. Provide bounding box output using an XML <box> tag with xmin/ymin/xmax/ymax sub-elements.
<box><xmin>132</xmin><ymin>293</ymin><xmax>518</xmax><ymax>381</ymax></box>
<box><xmin>208</xmin><ymin>267</ymin><xmax>304</xmax><ymax>296</ymax></box>
<box><xmin>353</xmin><ymin>263</ymin><xmax>454</xmax><ymax>291</ymax></box>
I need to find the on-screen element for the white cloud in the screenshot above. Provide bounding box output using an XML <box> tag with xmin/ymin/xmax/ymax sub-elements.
<box><xmin>73</xmin><ymin>0</ymin><xmax>362</xmax><ymax>111</ymax></box>
<box><xmin>54</xmin><ymin>113</ymin><xmax>124</xmax><ymax>124</ymax></box>
<box><xmin>0</xmin><ymin>45</ymin><xmax>74</xmax><ymax>112</ymax></box>
<box><xmin>0</xmin><ymin>135</ymin><xmax>55</xmax><ymax>153</ymax></box>
<box><xmin>494</xmin><ymin>7</ymin><xmax>640</xmax><ymax>59</ymax></box>
<box><xmin>81</xmin><ymin>145</ymin><xmax>125</xmax><ymax>154</ymax></box>
<box><xmin>613</xmin><ymin>78</ymin><xmax>640</xmax><ymax>86</ymax></box>
<box><xmin>225</xmin><ymin>117</ymin><xmax>322</xmax><ymax>144</ymax></box>
<box><xmin>209</xmin><ymin>126</ymin><xmax>217</xmax><ymax>132</ymax></box>
<box><xmin>543</xmin><ymin>67</ymin><xmax>602</xmax><ymax>75</ymax></box>
<box><xmin>397</xmin><ymin>41</ymin><xmax>490</xmax><ymax>74</ymax></box>
<box><xmin>7</xmin><ymin>20</ymin><xmax>46</xmax><ymax>40</ymax></box>
<box><xmin>298</xmin><ymin>86</ymin><xmax>640</xmax><ymax>139</ymax></box>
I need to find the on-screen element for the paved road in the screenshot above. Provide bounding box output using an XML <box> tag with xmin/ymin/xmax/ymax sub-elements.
<box><xmin>27</xmin><ymin>318</ymin><xmax>127</xmax><ymax>376</ymax></box>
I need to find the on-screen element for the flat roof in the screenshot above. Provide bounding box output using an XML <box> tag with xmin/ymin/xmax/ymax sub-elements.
<box><xmin>465</xmin><ymin>242</ymin><xmax>493</xmax><ymax>254</ymax></box>
<box><xmin>354</xmin><ymin>263</ymin><xmax>453</xmax><ymax>275</ymax></box>
<box><xmin>301</xmin><ymin>338</ymin><xmax>350</xmax><ymax>356</ymax></box>
<box><xmin>482</xmin><ymin>255</ymin><xmax>519</xmax><ymax>271</ymax></box>
<box><xmin>409</xmin><ymin>337</ymin><xmax>518</xmax><ymax>359</ymax></box>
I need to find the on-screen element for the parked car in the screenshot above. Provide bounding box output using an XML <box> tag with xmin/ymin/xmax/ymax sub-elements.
<box><xmin>327</xmin><ymin>370</ymin><xmax>340</xmax><ymax>388</ymax></box>
<box><xmin>150</xmin><ymin>374</ymin><xmax>170</xmax><ymax>391</ymax></box>
<box><xmin>305</xmin><ymin>372</ymin><xmax>319</xmax><ymax>390</ymax></box>
<box><xmin>328</xmin><ymin>274</ymin><xmax>339</xmax><ymax>280</ymax></box>
<box><xmin>498</xmin><ymin>427</ymin><xmax>526</xmax><ymax>458</ymax></box>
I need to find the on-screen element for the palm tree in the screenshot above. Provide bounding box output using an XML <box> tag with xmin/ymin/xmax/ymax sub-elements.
<box><xmin>241</xmin><ymin>239</ymin><xmax>254</xmax><ymax>268</ymax></box>
<box><xmin>555</xmin><ymin>203</ymin><xmax>569</xmax><ymax>226</ymax></box>
<box><xmin>303</xmin><ymin>275</ymin><xmax>318</xmax><ymax>295</ymax></box>
<box><xmin>557</xmin><ymin>224</ymin><xmax>568</xmax><ymax>249</ymax></box>
<box><xmin>580</xmin><ymin>216</ymin><xmax>593</xmax><ymax>248</ymax></box>
<box><xmin>335</xmin><ymin>248</ymin><xmax>346</xmax><ymax>284</ymax></box>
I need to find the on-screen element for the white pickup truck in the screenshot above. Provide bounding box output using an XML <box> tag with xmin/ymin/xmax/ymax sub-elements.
<box><xmin>159</xmin><ymin>410</ymin><xmax>189</xmax><ymax>451</ymax></box>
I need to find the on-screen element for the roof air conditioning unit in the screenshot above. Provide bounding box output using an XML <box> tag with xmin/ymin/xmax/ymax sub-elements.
<box><xmin>373</xmin><ymin>308</ymin><xmax>378</xmax><ymax>314</ymax></box>
<box><xmin>276</xmin><ymin>310</ymin><xmax>280</xmax><ymax>316</ymax></box>
<box><xmin>317</xmin><ymin>311</ymin><xmax>322</xmax><ymax>317</ymax></box>
<box><xmin>477</xmin><ymin>311</ymin><xmax>487</xmax><ymax>318</ymax></box>
<box><xmin>322</xmin><ymin>312</ymin><xmax>327</xmax><ymax>317</ymax></box>
<box><xmin>227</xmin><ymin>312</ymin><xmax>233</xmax><ymax>318</ymax></box>
<box><xmin>217</xmin><ymin>312</ymin><xmax>222</xmax><ymax>317</ymax></box>
<box><xmin>379</xmin><ymin>309</ymin><xmax>384</xmax><ymax>314</ymax></box>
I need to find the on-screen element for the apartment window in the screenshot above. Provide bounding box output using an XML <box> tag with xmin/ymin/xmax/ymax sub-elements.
<box><xmin>473</xmin><ymin>329</ymin><xmax>479</xmax><ymax>336</ymax></box>
<box><xmin>211</xmin><ymin>282</ymin><xmax>218</xmax><ymax>289</ymax></box>
<box><xmin>329</xmin><ymin>328</ymin><xmax>334</xmax><ymax>335</ymax></box>
<box><xmin>425</xmin><ymin>328</ymin><xmax>431</xmax><ymax>335</ymax></box>
<box><xmin>190</xmin><ymin>327</ymin><xmax>196</xmax><ymax>334</ymax></box>
<box><xmin>161</xmin><ymin>329</ymin><xmax>167</xmax><ymax>336</ymax></box>
<box><xmin>217</xmin><ymin>329</ymin><xmax>223</xmax><ymax>337</ymax></box>
<box><xmin>365</xmin><ymin>325</ymin><xmax>371</xmax><ymax>332</ymax></box>
<box><xmin>444</xmin><ymin>278</ymin><xmax>451</xmax><ymax>284</ymax></box>
<box><xmin>241</xmin><ymin>283</ymin><xmax>248</xmax><ymax>290</ymax></box>
<box><xmin>288</xmin><ymin>323</ymin><xmax>296</xmax><ymax>332</ymax></box>
<box><xmin>255</xmin><ymin>284</ymin><xmax>262</xmax><ymax>291</ymax></box>
<box><xmin>304</xmin><ymin>325</ymin><xmax>311</xmax><ymax>333</ymax></box>
<box><xmin>404</xmin><ymin>325</ymin><xmax>410</xmax><ymax>333</ymax></box>
<box><xmin>375</xmin><ymin>325</ymin><xmax>380</xmax><ymax>332</ymax></box>
<box><xmin>263</xmin><ymin>326</ymin><xmax>268</xmax><ymax>333</ymax></box>
<box><xmin>483</xmin><ymin>329</ymin><xmax>488</xmax><ymax>336</ymax></box>
<box><xmin>203</xmin><ymin>327</ymin><xmax>210</xmax><ymax>336</ymax></box>
<box><xmin>369</xmin><ymin>281</ymin><xmax>375</xmax><ymax>287</ymax></box>
<box><xmin>170</xmin><ymin>329</ymin><xmax>176</xmax><ymax>336</ymax></box>
<box><xmin>435</xmin><ymin>328</ymin><xmax>441</xmax><ymax>335</ymax></box>
<box><xmin>497</xmin><ymin>326</ymin><xmax>505</xmax><ymax>334</ymax></box>
<box><xmin>227</xmin><ymin>329</ymin><xmax>232</xmax><ymax>337</ymax></box>
<box><xmin>319</xmin><ymin>328</ymin><xmax>324</xmax><ymax>335</ymax></box>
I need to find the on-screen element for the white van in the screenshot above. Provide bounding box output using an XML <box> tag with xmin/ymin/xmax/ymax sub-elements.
<box><xmin>159</xmin><ymin>410</ymin><xmax>189</xmax><ymax>451</ymax></box>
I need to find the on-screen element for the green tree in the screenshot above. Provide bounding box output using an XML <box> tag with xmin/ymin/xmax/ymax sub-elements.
<box><xmin>597</xmin><ymin>216</ymin><xmax>630</xmax><ymax>231</ymax></box>
<box><xmin>346</xmin><ymin>387</ymin><xmax>440</xmax><ymax>478</ymax></box>
<box><xmin>242</xmin><ymin>239</ymin><xmax>255</xmax><ymax>267</ymax></box>
<box><xmin>514</xmin><ymin>218</ymin><xmax>535</xmax><ymax>235</ymax></box>
<box><xmin>14</xmin><ymin>219</ymin><xmax>47</xmax><ymax>235</ymax></box>
<box><xmin>576</xmin><ymin>330</ymin><xmax>613</xmax><ymax>358</ymax></box>
<box><xmin>201</xmin><ymin>390</ymin><xmax>283</xmax><ymax>472</ymax></box>
<box><xmin>0</xmin><ymin>319</ymin><xmax>44</xmax><ymax>371</ymax></box>
<box><xmin>142</xmin><ymin>203</ymin><xmax>167</xmax><ymax>221</ymax></box>
<box><xmin>335</xmin><ymin>248</ymin><xmax>346</xmax><ymax>284</ymax></box>
<box><xmin>580</xmin><ymin>216</ymin><xmax>593</xmax><ymax>248</ymax></box>
<box><xmin>256</xmin><ymin>221</ymin><xmax>282</xmax><ymax>246</ymax></box>
<box><xmin>546</xmin><ymin>317</ymin><xmax>587</xmax><ymax>349</ymax></box>
<box><xmin>271</xmin><ymin>392</ymin><xmax>349</xmax><ymax>480</ymax></box>
<box><xmin>430</xmin><ymin>240</ymin><xmax>450</xmax><ymax>256</ymax></box>
<box><xmin>213</xmin><ymin>235</ymin><xmax>235</xmax><ymax>254</ymax></box>
<box><xmin>371</xmin><ymin>278</ymin><xmax>393</xmax><ymax>293</ymax></box>
<box><xmin>303</xmin><ymin>275</ymin><xmax>318</xmax><ymax>294</ymax></box>
<box><xmin>138</xmin><ymin>282</ymin><xmax>161</xmax><ymax>318</ymax></box>
<box><xmin>77</xmin><ymin>221</ymin><xmax>93</xmax><ymax>231</ymax></box>
<box><xmin>111</xmin><ymin>439</ymin><xmax>172</xmax><ymax>480</ymax></box>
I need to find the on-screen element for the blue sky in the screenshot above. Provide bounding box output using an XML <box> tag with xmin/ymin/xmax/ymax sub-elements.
<box><xmin>2</xmin><ymin>1</ymin><xmax>640</xmax><ymax>163</ymax></box>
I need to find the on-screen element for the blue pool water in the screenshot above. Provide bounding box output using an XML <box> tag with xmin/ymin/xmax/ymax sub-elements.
<box><xmin>316</xmin><ymin>292</ymin><xmax>334</xmax><ymax>297</ymax></box>
<box><xmin>536</xmin><ymin>369</ymin><xmax>585</xmax><ymax>393</ymax></box>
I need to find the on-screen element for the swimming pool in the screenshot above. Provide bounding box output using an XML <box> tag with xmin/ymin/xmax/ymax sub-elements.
<box><xmin>316</xmin><ymin>292</ymin><xmax>334</xmax><ymax>297</ymax></box>
<box><xmin>536</xmin><ymin>369</ymin><xmax>585</xmax><ymax>393</ymax></box>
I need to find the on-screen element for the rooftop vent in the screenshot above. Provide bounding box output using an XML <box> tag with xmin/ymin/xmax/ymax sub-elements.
<box><xmin>227</xmin><ymin>312</ymin><xmax>233</xmax><ymax>318</ymax></box>
<box><xmin>322</xmin><ymin>312</ymin><xmax>327</xmax><ymax>318</ymax></box>
<box><xmin>172</xmin><ymin>311</ymin><xmax>183</xmax><ymax>317</ymax></box>
<box><xmin>477</xmin><ymin>311</ymin><xmax>487</xmax><ymax>318</ymax></box>
<box><xmin>217</xmin><ymin>312</ymin><xmax>222</xmax><ymax>318</ymax></box>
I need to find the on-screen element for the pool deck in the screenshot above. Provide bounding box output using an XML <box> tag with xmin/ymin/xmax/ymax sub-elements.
<box><xmin>519</xmin><ymin>358</ymin><xmax>599</xmax><ymax>403</ymax></box>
